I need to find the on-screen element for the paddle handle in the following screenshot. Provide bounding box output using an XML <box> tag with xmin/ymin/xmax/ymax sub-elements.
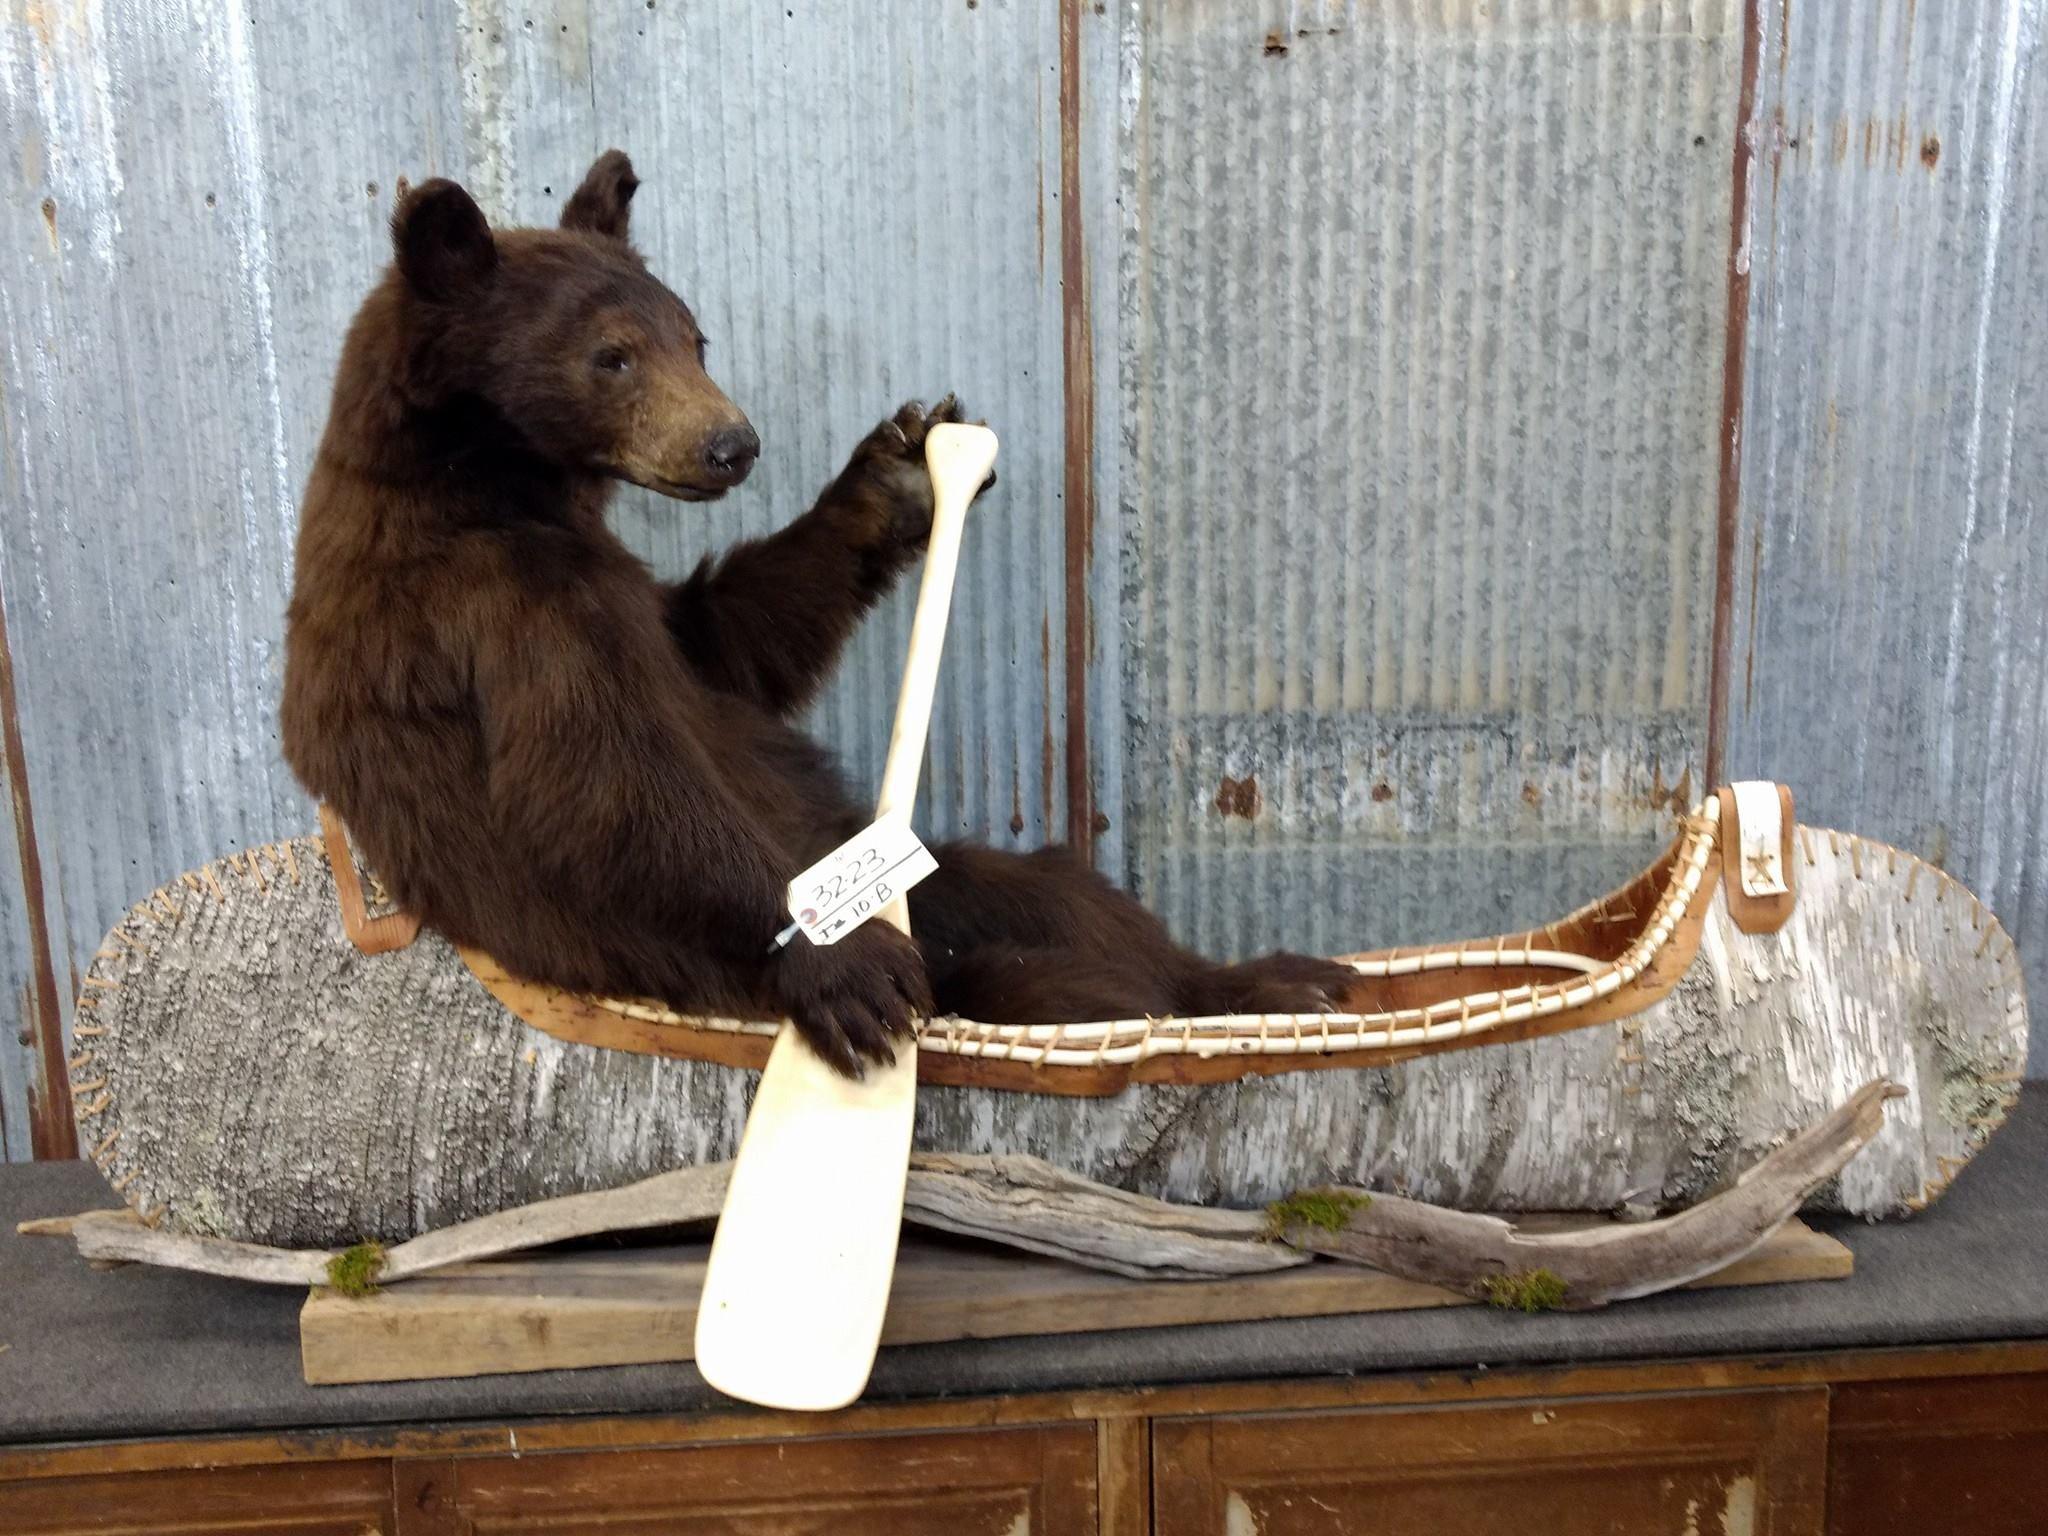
<box><xmin>873</xmin><ymin>422</ymin><xmax>997</xmax><ymax>931</ymax></box>
<box><xmin>875</xmin><ymin>423</ymin><xmax>997</xmax><ymax>827</ymax></box>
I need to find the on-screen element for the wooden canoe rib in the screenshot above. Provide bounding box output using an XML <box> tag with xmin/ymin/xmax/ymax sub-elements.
<box><xmin>66</xmin><ymin>782</ymin><xmax>2027</xmax><ymax>1247</ymax></box>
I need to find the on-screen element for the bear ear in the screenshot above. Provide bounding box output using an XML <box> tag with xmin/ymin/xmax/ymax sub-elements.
<box><xmin>392</xmin><ymin>179</ymin><xmax>497</xmax><ymax>302</ymax></box>
<box><xmin>560</xmin><ymin>149</ymin><xmax>638</xmax><ymax>241</ymax></box>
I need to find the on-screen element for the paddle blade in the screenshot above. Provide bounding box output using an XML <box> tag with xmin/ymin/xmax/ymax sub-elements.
<box><xmin>692</xmin><ymin>1027</ymin><xmax>919</xmax><ymax>1410</ymax></box>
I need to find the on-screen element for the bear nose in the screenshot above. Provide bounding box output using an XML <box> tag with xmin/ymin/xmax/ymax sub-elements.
<box><xmin>704</xmin><ymin>423</ymin><xmax>760</xmax><ymax>484</ymax></box>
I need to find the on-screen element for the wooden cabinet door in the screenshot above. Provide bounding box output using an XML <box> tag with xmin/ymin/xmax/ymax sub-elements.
<box><xmin>395</xmin><ymin>1423</ymin><xmax>1097</xmax><ymax>1535</ymax></box>
<box><xmin>1828</xmin><ymin>1372</ymin><xmax>2048</xmax><ymax>1535</ymax></box>
<box><xmin>1154</xmin><ymin>1387</ymin><xmax>1829</xmax><ymax>1535</ymax></box>
<box><xmin>0</xmin><ymin>1460</ymin><xmax>395</xmax><ymax>1535</ymax></box>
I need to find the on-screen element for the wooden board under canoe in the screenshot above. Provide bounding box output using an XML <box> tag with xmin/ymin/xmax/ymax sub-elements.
<box><xmin>298</xmin><ymin>1219</ymin><xmax>1854</xmax><ymax>1386</ymax></box>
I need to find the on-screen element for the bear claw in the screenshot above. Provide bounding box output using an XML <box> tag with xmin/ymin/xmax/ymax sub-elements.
<box><xmin>771</xmin><ymin>921</ymin><xmax>930</xmax><ymax>1080</ymax></box>
<box><xmin>831</xmin><ymin>395</ymin><xmax>995</xmax><ymax>555</ymax></box>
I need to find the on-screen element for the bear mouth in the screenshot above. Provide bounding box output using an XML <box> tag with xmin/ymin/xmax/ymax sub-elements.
<box><xmin>616</xmin><ymin>470</ymin><xmax>728</xmax><ymax>503</ymax></box>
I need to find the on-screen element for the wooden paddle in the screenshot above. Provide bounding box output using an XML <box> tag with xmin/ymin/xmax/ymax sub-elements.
<box><xmin>693</xmin><ymin>420</ymin><xmax>1000</xmax><ymax>1410</ymax></box>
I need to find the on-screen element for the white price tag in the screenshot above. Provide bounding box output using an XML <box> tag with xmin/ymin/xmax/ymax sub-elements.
<box><xmin>781</xmin><ymin>816</ymin><xmax>937</xmax><ymax>947</ymax></box>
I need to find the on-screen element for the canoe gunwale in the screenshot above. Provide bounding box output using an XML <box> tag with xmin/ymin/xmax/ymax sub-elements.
<box><xmin>457</xmin><ymin>801</ymin><xmax>1726</xmax><ymax>1095</ymax></box>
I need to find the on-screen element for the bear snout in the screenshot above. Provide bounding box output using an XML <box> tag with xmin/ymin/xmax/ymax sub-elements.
<box><xmin>703</xmin><ymin>422</ymin><xmax>760</xmax><ymax>487</ymax></box>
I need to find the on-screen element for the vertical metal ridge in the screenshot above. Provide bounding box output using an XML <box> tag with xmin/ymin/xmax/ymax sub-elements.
<box><xmin>1707</xmin><ymin>0</ymin><xmax>1764</xmax><ymax>786</ymax></box>
<box><xmin>1061</xmin><ymin>0</ymin><xmax>1098</xmax><ymax>860</ymax></box>
<box><xmin>0</xmin><ymin>587</ymin><xmax>70</xmax><ymax>1159</ymax></box>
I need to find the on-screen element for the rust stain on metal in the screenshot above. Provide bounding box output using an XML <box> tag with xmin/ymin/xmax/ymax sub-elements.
<box><xmin>0</xmin><ymin>588</ymin><xmax>73</xmax><ymax>1159</ymax></box>
<box><xmin>1707</xmin><ymin>0</ymin><xmax>1764</xmax><ymax>790</ymax></box>
<box><xmin>1214</xmin><ymin>774</ymin><xmax>1262</xmax><ymax>821</ymax></box>
<box><xmin>1744</xmin><ymin>526</ymin><xmax>1762</xmax><ymax>714</ymax></box>
<box><xmin>1058</xmin><ymin>0</ymin><xmax>1095</xmax><ymax>860</ymax></box>
<box><xmin>1645</xmin><ymin>762</ymin><xmax>1696</xmax><ymax>816</ymax></box>
<box><xmin>1041</xmin><ymin>611</ymin><xmax>1057</xmax><ymax>836</ymax></box>
<box><xmin>1035</xmin><ymin>83</ymin><xmax>1047</xmax><ymax>279</ymax></box>
<box><xmin>1926</xmin><ymin>822</ymin><xmax>1951</xmax><ymax>871</ymax></box>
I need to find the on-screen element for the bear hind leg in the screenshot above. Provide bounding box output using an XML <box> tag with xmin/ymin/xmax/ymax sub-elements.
<box><xmin>927</xmin><ymin>942</ymin><xmax>1182</xmax><ymax>1025</ymax></box>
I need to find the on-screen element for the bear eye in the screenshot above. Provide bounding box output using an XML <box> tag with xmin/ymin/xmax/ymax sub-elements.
<box><xmin>593</xmin><ymin>346</ymin><xmax>632</xmax><ymax>374</ymax></box>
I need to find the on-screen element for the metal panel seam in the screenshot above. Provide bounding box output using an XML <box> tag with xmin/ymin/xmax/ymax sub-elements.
<box><xmin>1708</xmin><ymin>0</ymin><xmax>1765</xmax><ymax>788</ymax></box>
<box><xmin>0</xmin><ymin>586</ymin><xmax>71</xmax><ymax>1159</ymax></box>
<box><xmin>1061</xmin><ymin>0</ymin><xmax>1098</xmax><ymax>861</ymax></box>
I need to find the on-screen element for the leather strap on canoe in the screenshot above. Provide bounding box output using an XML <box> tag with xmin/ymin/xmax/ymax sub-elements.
<box><xmin>318</xmin><ymin>805</ymin><xmax>424</xmax><ymax>956</ymax></box>
<box><xmin>1719</xmin><ymin>781</ymin><xmax>1798</xmax><ymax>935</ymax></box>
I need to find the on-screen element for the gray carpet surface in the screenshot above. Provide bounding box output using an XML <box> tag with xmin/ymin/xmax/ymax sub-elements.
<box><xmin>3</xmin><ymin>1089</ymin><xmax>2041</xmax><ymax>1445</ymax></box>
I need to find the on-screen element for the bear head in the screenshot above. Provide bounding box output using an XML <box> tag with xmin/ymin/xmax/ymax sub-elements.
<box><xmin>388</xmin><ymin>150</ymin><xmax>758</xmax><ymax>500</ymax></box>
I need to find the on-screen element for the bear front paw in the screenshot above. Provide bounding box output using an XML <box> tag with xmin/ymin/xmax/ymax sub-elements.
<box><xmin>829</xmin><ymin>394</ymin><xmax>995</xmax><ymax>556</ymax></box>
<box><xmin>770</xmin><ymin>922</ymin><xmax>931</xmax><ymax>1079</ymax></box>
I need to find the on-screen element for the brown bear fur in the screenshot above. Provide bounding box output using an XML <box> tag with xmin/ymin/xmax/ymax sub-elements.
<box><xmin>281</xmin><ymin>150</ymin><xmax>1352</xmax><ymax>1076</ymax></box>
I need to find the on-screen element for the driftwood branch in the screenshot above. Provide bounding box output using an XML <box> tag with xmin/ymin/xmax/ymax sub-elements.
<box><xmin>21</xmin><ymin>1081</ymin><xmax>1900</xmax><ymax>1310</ymax></box>
<box><xmin>1273</xmin><ymin>1078</ymin><xmax>1905</xmax><ymax>1308</ymax></box>
<box><xmin>19</xmin><ymin>1165</ymin><xmax>739</xmax><ymax>1289</ymax></box>
<box><xmin>905</xmin><ymin>1152</ymin><xmax>1297</xmax><ymax>1279</ymax></box>
<box><xmin>18</xmin><ymin>1211</ymin><xmax>335</xmax><ymax>1286</ymax></box>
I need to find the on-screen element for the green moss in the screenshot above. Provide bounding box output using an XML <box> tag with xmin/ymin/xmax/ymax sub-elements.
<box><xmin>1265</xmin><ymin>1188</ymin><xmax>1370</xmax><ymax>1239</ymax></box>
<box><xmin>324</xmin><ymin>1242</ymin><xmax>386</xmax><ymax>1298</ymax></box>
<box><xmin>1480</xmin><ymin>1268</ymin><xmax>1568</xmax><ymax>1313</ymax></box>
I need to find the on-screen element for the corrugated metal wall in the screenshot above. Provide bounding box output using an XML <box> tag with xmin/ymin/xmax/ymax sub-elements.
<box><xmin>1725</xmin><ymin>0</ymin><xmax>2048</xmax><ymax>1075</ymax></box>
<box><xmin>1</xmin><ymin>0</ymin><xmax>2041</xmax><ymax>1158</ymax></box>
<box><xmin>1100</xmin><ymin>0</ymin><xmax>1739</xmax><ymax>963</ymax></box>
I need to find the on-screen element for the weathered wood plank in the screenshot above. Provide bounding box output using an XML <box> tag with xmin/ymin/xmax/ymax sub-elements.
<box><xmin>299</xmin><ymin>1220</ymin><xmax>1852</xmax><ymax>1386</ymax></box>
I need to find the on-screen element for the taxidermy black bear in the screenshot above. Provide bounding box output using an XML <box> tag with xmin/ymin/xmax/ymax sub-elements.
<box><xmin>282</xmin><ymin>150</ymin><xmax>1353</xmax><ymax>1077</ymax></box>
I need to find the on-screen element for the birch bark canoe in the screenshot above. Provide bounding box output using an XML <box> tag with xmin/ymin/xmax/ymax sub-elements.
<box><xmin>67</xmin><ymin>791</ymin><xmax>2026</xmax><ymax>1248</ymax></box>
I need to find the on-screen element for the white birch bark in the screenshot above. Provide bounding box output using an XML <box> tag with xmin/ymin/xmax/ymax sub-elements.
<box><xmin>69</xmin><ymin>823</ymin><xmax>2025</xmax><ymax>1248</ymax></box>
